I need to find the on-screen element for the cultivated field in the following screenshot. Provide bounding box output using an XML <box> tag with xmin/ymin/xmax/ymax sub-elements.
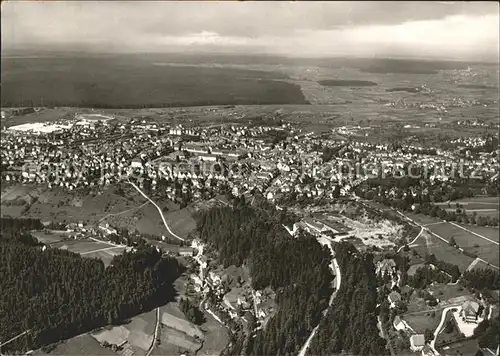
<box><xmin>410</xmin><ymin>230</ymin><xmax>475</xmax><ymax>272</ymax></box>
<box><xmin>50</xmin><ymin>238</ymin><xmax>115</xmax><ymax>253</ymax></box>
<box><xmin>428</xmin><ymin>223</ymin><xmax>499</xmax><ymax>267</ymax></box>
<box><xmin>29</xmin><ymin>233</ymin><xmax>127</xmax><ymax>266</ymax></box>
<box><xmin>196</xmin><ymin>314</ymin><xmax>230</xmax><ymax>356</ymax></box>
<box><xmin>91</xmin><ymin>309</ymin><xmax>156</xmax><ymax>354</ymax></box>
<box><xmin>402</xmin><ymin>310</ymin><xmax>442</xmax><ymax>334</ymax></box>
<box><xmin>31</xmin><ymin>230</ymin><xmax>70</xmax><ymax>244</ymax></box>
<box><xmin>427</xmin><ymin>284</ymin><xmax>473</xmax><ymax>303</ymax></box>
<box><xmin>1</xmin><ymin>184</ymin><xmax>196</xmax><ymax>238</ymax></box>
<box><xmin>83</xmin><ymin>248</ymin><xmax>127</xmax><ymax>267</ymax></box>
<box><xmin>438</xmin><ymin>338</ymin><xmax>480</xmax><ymax>356</ymax></box>
<box><xmin>34</xmin><ymin>334</ymin><xmax>116</xmax><ymax>356</ymax></box>
<box><xmin>455</xmin><ymin>224</ymin><xmax>500</xmax><ymax>243</ymax></box>
<box><xmin>153</xmin><ymin>326</ymin><xmax>202</xmax><ymax>355</ymax></box>
<box><xmin>437</xmin><ymin>196</ymin><xmax>499</xmax><ymax>219</ymax></box>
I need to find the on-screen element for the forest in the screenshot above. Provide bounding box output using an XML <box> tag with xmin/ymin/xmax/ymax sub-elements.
<box><xmin>461</xmin><ymin>268</ymin><xmax>500</xmax><ymax>290</ymax></box>
<box><xmin>194</xmin><ymin>197</ymin><xmax>333</xmax><ymax>355</ymax></box>
<box><xmin>474</xmin><ymin>315</ymin><xmax>499</xmax><ymax>350</ymax></box>
<box><xmin>308</xmin><ymin>242</ymin><xmax>388</xmax><ymax>356</ymax></box>
<box><xmin>1</xmin><ymin>57</ymin><xmax>308</xmax><ymax>108</ymax></box>
<box><xmin>0</xmin><ymin>217</ymin><xmax>183</xmax><ymax>352</ymax></box>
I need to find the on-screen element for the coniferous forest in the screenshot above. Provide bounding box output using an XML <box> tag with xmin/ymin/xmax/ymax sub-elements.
<box><xmin>194</xmin><ymin>199</ymin><xmax>333</xmax><ymax>355</ymax></box>
<box><xmin>0</xmin><ymin>218</ymin><xmax>183</xmax><ymax>353</ymax></box>
<box><xmin>309</xmin><ymin>242</ymin><xmax>388</xmax><ymax>356</ymax></box>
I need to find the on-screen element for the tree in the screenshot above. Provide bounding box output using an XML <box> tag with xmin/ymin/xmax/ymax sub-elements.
<box><xmin>424</xmin><ymin>328</ymin><xmax>434</xmax><ymax>343</ymax></box>
<box><xmin>449</xmin><ymin>237</ymin><xmax>457</xmax><ymax>247</ymax></box>
<box><xmin>444</xmin><ymin>319</ymin><xmax>455</xmax><ymax>333</ymax></box>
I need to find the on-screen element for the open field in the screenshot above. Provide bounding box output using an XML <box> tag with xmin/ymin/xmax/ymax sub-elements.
<box><xmin>83</xmin><ymin>248</ymin><xmax>127</xmax><ymax>267</ymax></box>
<box><xmin>1</xmin><ymin>184</ymin><xmax>195</xmax><ymax>238</ymax></box>
<box><xmin>450</xmin><ymin>196</ymin><xmax>499</xmax><ymax>205</ymax></box>
<box><xmin>163</xmin><ymin>207</ymin><xmax>197</xmax><ymax>237</ymax></box>
<box><xmin>454</xmin><ymin>224</ymin><xmax>500</xmax><ymax>243</ymax></box>
<box><xmin>428</xmin><ymin>223</ymin><xmax>499</xmax><ymax>267</ymax></box>
<box><xmin>91</xmin><ymin>308</ymin><xmax>156</xmax><ymax>353</ymax></box>
<box><xmin>31</xmin><ymin>230</ymin><xmax>70</xmax><ymax>244</ymax></box>
<box><xmin>437</xmin><ymin>196</ymin><xmax>499</xmax><ymax>219</ymax></box>
<box><xmin>0</xmin><ymin>205</ymin><xmax>26</xmax><ymax>217</ymax></box>
<box><xmin>410</xmin><ymin>230</ymin><xmax>475</xmax><ymax>272</ymax></box>
<box><xmin>32</xmin><ymin>235</ymin><xmax>127</xmax><ymax>266</ymax></box>
<box><xmin>196</xmin><ymin>314</ymin><xmax>230</xmax><ymax>356</ymax></box>
<box><xmin>405</xmin><ymin>284</ymin><xmax>471</xmax><ymax>315</ymax></box>
<box><xmin>153</xmin><ymin>326</ymin><xmax>202</xmax><ymax>355</ymax></box>
<box><xmin>439</xmin><ymin>338</ymin><xmax>481</xmax><ymax>356</ymax></box>
<box><xmin>33</xmin><ymin>333</ymin><xmax>116</xmax><ymax>356</ymax></box>
<box><xmin>428</xmin><ymin>284</ymin><xmax>473</xmax><ymax>303</ymax></box>
<box><xmin>50</xmin><ymin>238</ymin><xmax>113</xmax><ymax>253</ymax></box>
<box><xmin>403</xmin><ymin>309</ymin><xmax>442</xmax><ymax>334</ymax></box>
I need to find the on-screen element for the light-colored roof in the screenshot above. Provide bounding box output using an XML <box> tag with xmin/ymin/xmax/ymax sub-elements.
<box><xmin>462</xmin><ymin>300</ymin><xmax>480</xmax><ymax>313</ymax></box>
<box><xmin>410</xmin><ymin>334</ymin><xmax>425</xmax><ymax>346</ymax></box>
<box><xmin>388</xmin><ymin>291</ymin><xmax>402</xmax><ymax>303</ymax></box>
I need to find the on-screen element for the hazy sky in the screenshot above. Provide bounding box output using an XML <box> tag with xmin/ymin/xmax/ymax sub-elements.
<box><xmin>2</xmin><ymin>1</ymin><xmax>499</xmax><ymax>60</ymax></box>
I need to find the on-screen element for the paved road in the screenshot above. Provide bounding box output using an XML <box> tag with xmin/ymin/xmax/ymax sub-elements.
<box><xmin>145</xmin><ymin>307</ymin><xmax>161</xmax><ymax>356</ymax></box>
<box><xmin>430</xmin><ymin>305</ymin><xmax>461</xmax><ymax>355</ymax></box>
<box><xmin>127</xmin><ymin>180</ymin><xmax>184</xmax><ymax>241</ymax></box>
<box><xmin>449</xmin><ymin>222</ymin><xmax>499</xmax><ymax>246</ymax></box>
<box><xmin>397</xmin><ymin>226</ymin><xmax>424</xmax><ymax>253</ymax></box>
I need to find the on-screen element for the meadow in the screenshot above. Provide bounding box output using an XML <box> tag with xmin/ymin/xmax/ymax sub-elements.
<box><xmin>428</xmin><ymin>223</ymin><xmax>499</xmax><ymax>267</ymax></box>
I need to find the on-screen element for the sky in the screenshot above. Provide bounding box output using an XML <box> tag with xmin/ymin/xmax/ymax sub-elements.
<box><xmin>1</xmin><ymin>1</ymin><xmax>499</xmax><ymax>61</ymax></box>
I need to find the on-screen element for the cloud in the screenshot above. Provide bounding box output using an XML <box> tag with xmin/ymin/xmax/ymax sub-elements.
<box><xmin>1</xmin><ymin>1</ymin><xmax>498</xmax><ymax>60</ymax></box>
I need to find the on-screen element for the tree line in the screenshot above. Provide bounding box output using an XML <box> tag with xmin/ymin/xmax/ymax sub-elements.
<box><xmin>462</xmin><ymin>269</ymin><xmax>500</xmax><ymax>290</ymax></box>
<box><xmin>308</xmin><ymin>242</ymin><xmax>388</xmax><ymax>355</ymax></box>
<box><xmin>0</xmin><ymin>218</ymin><xmax>183</xmax><ymax>353</ymax></box>
<box><xmin>194</xmin><ymin>200</ymin><xmax>333</xmax><ymax>355</ymax></box>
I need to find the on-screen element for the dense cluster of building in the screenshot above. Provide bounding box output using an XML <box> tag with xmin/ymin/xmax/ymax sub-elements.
<box><xmin>2</xmin><ymin>113</ymin><xmax>498</xmax><ymax>208</ymax></box>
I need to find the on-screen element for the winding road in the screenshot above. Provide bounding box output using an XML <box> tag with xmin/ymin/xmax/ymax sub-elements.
<box><xmin>126</xmin><ymin>180</ymin><xmax>185</xmax><ymax>241</ymax></box>
<box><xmin>397</xmin><ymin>226</ymin><xmax>425</xmax><ymax>253</ymax></box>
<box><xmin>430</xmin><ymin>306</ymin><xmax>461</xmax><ymax>355</ymax></box>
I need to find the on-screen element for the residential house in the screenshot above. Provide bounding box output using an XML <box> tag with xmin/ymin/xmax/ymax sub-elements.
<box><xmin>407</xmin><ymin>263</ymin><xmax>427</xmax><ymax>277</ymax></box>
<box><xmin>460</xmin><ymin>300</ymin><xmax>481</xmax><ymax>323</ymax></box>
<box><xmin>376</xmin><ymin>259</ymin><xmax>397</xmax><ymax>276</ymax></box>
<box><xmin>388</xmin><ymin>291</ymin><xmax>402</xmax><ymax>308</ymax></box>
<box><xmin>410</xmin><ymin>334</ymin><xmax>425</xmax><ymax>352</ymax></box>
<box><xmin>421</xmin><ymin>345</ymin><xmax>437</xmax><ymax>356</ymax></box>
<box><xmin>178</xmin><ymin>247</ymin><xmax>194</xmax><ymax>257</ymax></box>
<box><xmin>393</xmin><ymin>316</ymin><xmax>406</xmax><ymax>331</ymax></box>
<box><xmin>98</xmin><ymin>223</ymin><xmax>117</xmax><ymax>236</ymax></box>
